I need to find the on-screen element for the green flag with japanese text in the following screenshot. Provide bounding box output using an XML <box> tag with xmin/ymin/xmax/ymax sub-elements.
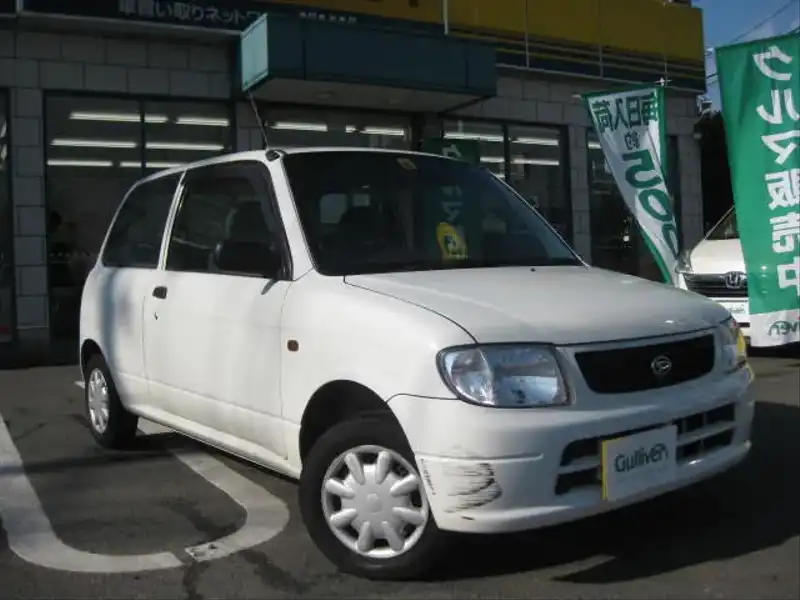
<box><xmin>582</xmin><ymin>86</ymin><xmax>680</xmax><ymax>284</ymax></box>
<box><xmin>717</xmin><ymin>32</ymin><xmax>800</xmax><ymax>347</ymax></box>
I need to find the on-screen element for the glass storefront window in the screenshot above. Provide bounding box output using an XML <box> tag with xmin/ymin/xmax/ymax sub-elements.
<box><xmin>143</xmin><ymin>101</ymin><xmax>232</xmax><ymax>174</ymax></box>
<box><xmin>508</xmin><ymin>124</ymin><xmax>570</xmax><ymax>241</ymax></box>
<box><xmin>1</xmin><ymin>93</ymin><xmax>12</xmax><ymax>343</ymax></box>
<box><xmin>261</xmin><ymin>107</ymin><xmax>411</xmax><ymax>150</ymax></box>
<box><xmin>443</xmin><ymin>120</ymin><xmax>505</xmax><ymax>180</ymax></box>
<box><xmin>45</xmin><ymin>95</ymin><xmax>232</xmax><ymax>341</ymax></box>
<box><xmin>587</xmin><ymin>130</ymin><xmax>681</xmax><ymax>280</ymax></box>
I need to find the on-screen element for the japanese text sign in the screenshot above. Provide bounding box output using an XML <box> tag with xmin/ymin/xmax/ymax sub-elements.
<box><xmin>582</xmin><ymin>85</ymin><xmax>680</xmax><ymax>284</ymax></box>
<box><xmin>717</xmin><ymin>31</ymin><xmax>800</xmax><ymax>347</ymax></box>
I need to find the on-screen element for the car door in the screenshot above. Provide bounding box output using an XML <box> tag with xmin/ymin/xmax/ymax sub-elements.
<box><xmin>89</xmin><ymin>173</ymin><xmax>180</xmax><ymax>410</ymax></box>
<box><xmin>142</xmin><ymin>159</ymin><xmax>291</xmax><ymax>460</ymax></box>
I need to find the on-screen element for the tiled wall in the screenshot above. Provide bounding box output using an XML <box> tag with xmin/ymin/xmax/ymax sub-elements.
<box><xmin>0</xmin><ymin>26</ymin><xmax>704</xmax><ymax>358</ymax></box>
<box><xmin>0</xmin><ymin>28</ymin><xmax>232</xmax><ymax>349</ymax></box>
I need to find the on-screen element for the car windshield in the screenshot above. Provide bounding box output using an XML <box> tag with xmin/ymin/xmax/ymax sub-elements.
<box><xmin>706</xmin><ymin>207</ymin><xmax>738</xmax><ymax>240</ymax></box>
<box><xmin>281</xmin><ymin>150</ymin><xmax>582</xmax><ymax>276</ymax></box>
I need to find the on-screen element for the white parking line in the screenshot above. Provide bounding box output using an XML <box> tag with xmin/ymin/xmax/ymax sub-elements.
<box><xmin>0</xmin><ymin>414</ymin><xmax>183</xmax><ymax>573</ymax></box>
<box><xmin>137</xmin><ymin>420</ymin><xmax>290</xmax><ymax>563</ymax></box>
<box><xmin>0</xmin><ymin>383</ymin><xmax>289</xmax><ymax>573</ymax></box>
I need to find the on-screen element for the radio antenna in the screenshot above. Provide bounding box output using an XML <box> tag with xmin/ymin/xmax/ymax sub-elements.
<box><xmin>246</xmin><ymin>91</ymin><xmax>269</xmax><ymax>149</ymax></box>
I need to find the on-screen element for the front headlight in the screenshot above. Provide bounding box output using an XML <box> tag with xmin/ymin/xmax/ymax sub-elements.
<box><xmin>675</xmin><ymin>249</ymin><xmax>693</xmax><ymax>274</ymax></box>
<box><xmin>437</xmin><ymin>345</ymin><xmax>570</xmax><ymax>408</ymax></box>
<box><xmin>718</xmin><ymin>317</ymin><xmax>747</xmax><ymax>372</ymax></box>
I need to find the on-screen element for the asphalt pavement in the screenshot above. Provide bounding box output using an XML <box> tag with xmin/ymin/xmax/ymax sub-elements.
<box><xmin>1</xmin><ymin>351</ymin><xmax>798</xmax><ymax>599</ymax></box>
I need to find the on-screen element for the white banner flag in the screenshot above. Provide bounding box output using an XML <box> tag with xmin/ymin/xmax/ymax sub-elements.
<box><xmin>583</xmin><ymin>86</ymin><xmax>680</xmax><ymax>284</ymax></box>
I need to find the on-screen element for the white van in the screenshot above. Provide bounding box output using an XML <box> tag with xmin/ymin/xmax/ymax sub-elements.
<box><xmin>80</xmin><ymin>148</ymin><xmax>753</xmax><ymax>580</ymax></box>
<box><xmin>674</xmin><ymin>207</ymin><xmax>750</xmax><ymax>335</ymax></box>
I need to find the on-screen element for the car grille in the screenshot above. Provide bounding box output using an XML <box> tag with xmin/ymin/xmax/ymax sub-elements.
<box><xmin>684</xmin><ymin>274</ymin><xmax>748</xmax><ymax>298</ymax></box>
<box><xmin>555</xmin><ymin>403</ymin><xmax>736</xmax><ymax>495</ymax></box>
<box><xmin>574</xmin><ymin>334</ymin><xmax>716</xmax><ymax>394</ymax></box>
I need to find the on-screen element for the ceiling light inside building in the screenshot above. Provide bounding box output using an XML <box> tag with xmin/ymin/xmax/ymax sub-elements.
<box><xmin>47</xmin><ymin>159</ymin><xmax>113</xmax><ymax>167</ymax></box>
<box><xmin>514</xmin><ymin>158</ymin><xmax>559</xmax><ymax>166</ymax></box>
<box><xmin>444</xmin><ymin>131</ymin><xmax>503</xmax><ymax>143</ymax></box>
<box><xmin>361</xmin><ymin>127</ymin><xmax>406</xmax><ymax>136</ymax></box>
<box><xmin>514</xmin><ymin>136</ymin><xmax>559</xmax><ymax>146</ymax></box>
<box><xmin>145</xmin><ymin>141</ymin><xmax>225</xmax><ymax>151</ymax></box>
<box><xmin>345</xmin><ymin>125</ymin><xmax>405</xmax><ymax>135</ymax></box>
<box><xmin>51</xmin><ymin>138</ymin><xmax>137</xmax><ymax>148</ymax></box>
<box><xmin>175</xmin><ymin>116</ymin><xmax>230</xmax><ymax>127</ymax></box>
<box><xmin>69</xmin><ymin>111</ymin><xmax>168</xmax><ymax>124</ymax></box>
<box><xmin>481</xmin><ymin>156</ymin><xmax>560</xmax><ymax>167</ymax></box>
<box><xmin>272</xmin><ymin>121</ymin><xmax>328</xmax><ymax>132</ymax></box>
<box><xmin>119</xmin><ymin>161</ymin><xmax>186</xmax><ymax>169</ymax></box>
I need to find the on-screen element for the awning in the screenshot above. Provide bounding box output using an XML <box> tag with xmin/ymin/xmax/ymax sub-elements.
<box><xmin>240</xmin><ymin>14</ymin><xmax>497</xmax><ymax>114</ymax></box>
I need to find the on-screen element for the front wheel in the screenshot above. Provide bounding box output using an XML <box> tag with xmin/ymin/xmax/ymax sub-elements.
<box><xmin>299</xmin><ymin>415</ymin><xmax>448</xmax><ymax>580</ymax></box>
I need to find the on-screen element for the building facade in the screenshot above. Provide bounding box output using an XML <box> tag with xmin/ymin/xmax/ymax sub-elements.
<box><xmin>0</xmin><ymin>0</ymin><xmax>708</xmax><ymax>365</ymax></box>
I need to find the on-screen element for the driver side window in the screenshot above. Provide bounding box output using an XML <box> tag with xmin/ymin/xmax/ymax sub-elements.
<box><xmin>164</xmin><ymin>162</ymin><xmax>284</xmax><ymax>277</ymax></box>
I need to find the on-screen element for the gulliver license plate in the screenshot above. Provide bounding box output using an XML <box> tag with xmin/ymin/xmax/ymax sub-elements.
<box><xmin>601</xmin><ymin>425</ymin><xmax>678</xmax><ymax>502</ymax></box>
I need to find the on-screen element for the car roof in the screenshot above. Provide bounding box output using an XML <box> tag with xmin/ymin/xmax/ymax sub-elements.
<box><xmin>132</xmin><ymin>146</ymin><xmax>459</xmax><ymax>187</ymax></box>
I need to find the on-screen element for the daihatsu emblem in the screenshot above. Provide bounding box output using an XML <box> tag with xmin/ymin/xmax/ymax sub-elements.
<box><xmin>650</xmin><ymin>355</ymin><xmax>673</xmax><ymax>377</ymax></box>
<box><xmin>724</xmin><ymin>271</ymin><xmax>747</xmax><ymax>289</ymax></box>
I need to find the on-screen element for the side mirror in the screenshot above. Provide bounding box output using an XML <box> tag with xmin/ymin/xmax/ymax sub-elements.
<box><xmin>213</xmin><ymin>240</ymin><xmax>282</xmax><ymax>278</ymax></box>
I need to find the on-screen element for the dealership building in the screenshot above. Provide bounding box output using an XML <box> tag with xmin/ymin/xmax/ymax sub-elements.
<box><xmin>0</xmin><ymin>0</ymin><xmax>707</xmax><ymax>365</ymax></box>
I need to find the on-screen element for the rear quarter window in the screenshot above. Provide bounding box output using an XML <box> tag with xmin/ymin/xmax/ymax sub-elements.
<box><xmin>102</xmin><ymin>173</ymin><xmax>181</xmax><ymax>268</ymax></box>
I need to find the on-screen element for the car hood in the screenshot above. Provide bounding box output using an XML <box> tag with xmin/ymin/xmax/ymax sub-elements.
<box><xmin>346</xmin><ymin>266</ymin><xmax>729</xmax><ymax>345</ymax></box>
<box><xmin>689</xmin><ymin>238</ymin><xmax>745</xmax><ymax>273</ymax></box>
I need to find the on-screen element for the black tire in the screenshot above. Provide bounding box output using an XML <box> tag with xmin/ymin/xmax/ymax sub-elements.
<box><xmin>84</xmin><ymin>353</ymin><xmax>139</xmax><ymax>449</ymax></box>
<box><xmin>299</xmin><ymin>414</ymin><xmax>449</xmax><ymax>580</ymax></box>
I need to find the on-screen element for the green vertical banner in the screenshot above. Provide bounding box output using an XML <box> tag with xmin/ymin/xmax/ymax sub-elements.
<box><xmin>581</xmin><ymin>85</ymin><xmax>680</xmax><ymax>284</ymax></box>
<box><xmin>716</xmin><ymin>32</ymin><xmax>800</xmax><ymax>347</ymax></box>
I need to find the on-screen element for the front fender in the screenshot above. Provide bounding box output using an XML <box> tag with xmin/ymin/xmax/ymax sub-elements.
<box><xmin>279</xmin><ymin>273</ymin><xmax>470</xmax><ymax>428</ymax></box>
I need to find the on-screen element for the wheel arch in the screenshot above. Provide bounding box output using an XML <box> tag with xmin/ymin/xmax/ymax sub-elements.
<box><xmin>298</xmin><ymin>379</ymin><xmax>402</xmax><ymax>465</ymax></box>
<box><xmin>80</xmin><ymin>338</ymin><xmax>104</xmax><ymax>377</ymax></box>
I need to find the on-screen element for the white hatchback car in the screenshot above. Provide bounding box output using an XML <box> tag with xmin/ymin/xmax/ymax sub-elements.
<box><xmin>80</xmin><ymin>147</ymin><xmax>754</xmax><ymax>580</ymax></box>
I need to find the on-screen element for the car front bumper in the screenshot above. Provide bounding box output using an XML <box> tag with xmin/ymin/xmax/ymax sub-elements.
<box><xmin>388</xmin><ymin>366</ymin><xmax>755</xmax><ymax>534</ymax></box>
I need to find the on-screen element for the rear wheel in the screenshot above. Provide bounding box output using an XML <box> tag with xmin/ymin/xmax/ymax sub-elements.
<box><xmin>299</xmin><ymin>414</ymin><xmax>448</xmax><ymax>580</ymax></box>
<box><xmin>84</xmin><ymin>354</ymin><xmax>139</xmax><ymax>449</ymax></box>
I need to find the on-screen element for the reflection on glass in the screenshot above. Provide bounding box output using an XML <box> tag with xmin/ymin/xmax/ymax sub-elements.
<box><xmin>143</xmin><ymin>101</ymin><xmax>232</xmax><ymax>173</ymax></box>
<box><xmin>46</xmin><ymin>96</ymin><xmax>143</xmax><ymax>341</ymax></box>
<box><xmin>282</xmin><ymin>151</ymin><xmax>581</xmax><ymax>276</ymax></box>
<box><xmin>443</xmin><ymin>120</ymin><xmax>505</xmax><ymax>180</ymax></box>
<box><xmin>508</xmin><ymin>125</ymin><xmax>569</xmax><ymax>242</ymax></box>
<box><xmin>45</xmin><ymin>96</ymin><xmax>232</xmax><ymax>341</ymax></box>
<box><xmin>587</xmin><ymin>130</ymin><xmax>681</xmax><ymax>281</ymax></box>
<box><xmin>262</xmin><ymin>108</ymin><xmax>411</xmax><ymax>150</ymax></box>
<box><xmin>0</xmin><ymin>94</ymin><xmax>11</xmax><ymax>343</ymax></box>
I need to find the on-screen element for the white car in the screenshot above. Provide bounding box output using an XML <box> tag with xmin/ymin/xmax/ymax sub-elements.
<box><xmin>80</xmin><ymin>148</ymin><xmax>754</xmax><ymax>580</ymax></box>
<box><xmin>675</xmin><ymin>207</ymin><xmax>751</xmax><ymax>336</ymax></box>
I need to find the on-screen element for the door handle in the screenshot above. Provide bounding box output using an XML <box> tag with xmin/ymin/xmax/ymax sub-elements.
<box><xmin>152</xmin><ymin>286</ymin><xmax>168</xmax><ymax>299</ymax></box>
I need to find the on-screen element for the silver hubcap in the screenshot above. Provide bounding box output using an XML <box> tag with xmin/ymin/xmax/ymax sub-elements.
<box><xmin>321</xmin><ymin>445</ymin><xmax>430</xmax><ymax>559</ymax></box>
<box><xmin>86</xmin><ymin>368</ymin><xmax>110</xmax><ymax>434</ymax></box>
